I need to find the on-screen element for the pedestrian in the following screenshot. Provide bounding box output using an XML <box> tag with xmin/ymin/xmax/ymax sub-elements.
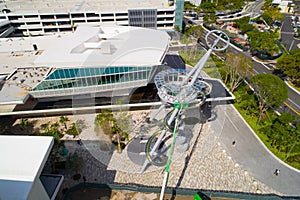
<box><xmin>274</xmin><ymin>169</ymin><xmax>280</xmax><ymax>176</ymax></box>
<box><xmin>232</xmin><ymin>140</ymin><xmax>236</xmax><ymax>146</ymax></box>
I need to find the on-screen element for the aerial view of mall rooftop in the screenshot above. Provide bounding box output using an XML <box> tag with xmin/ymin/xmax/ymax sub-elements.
<box><xmin>0</xmin><ymin>24</ymin><xmax>170</xmax><ymax>106</ymax></box>
<box><xmin>0</xmin><ymin>0</ymin><xmax>186</xmax><ymax>107</ymax></box>
<box><xmin>0</xmin><ymin>0</ymin><xmax>300</xmax><ymax>199</ymax></box>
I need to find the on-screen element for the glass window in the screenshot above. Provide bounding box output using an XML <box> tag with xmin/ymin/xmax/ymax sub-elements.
<box><xmin>69</xmin><ymin>69</ymin><xmax>77</xmax><ymax>78</ymax></box>
<box><xmin>92</xmin><ymin>68</ymin><xmax>97</xmax><ymax>76</ymax></box>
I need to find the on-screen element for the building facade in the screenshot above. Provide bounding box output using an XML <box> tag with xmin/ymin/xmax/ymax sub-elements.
<box><xmin>0</xmin><ymin>0</ymin><xmax>183</xmax><ymax>36</ymax></box>
<box><xmin>0</xmin><ymin>24</ymin><xmax>170</xmax><ymax>104</ymax></box>
<box><xmin>29</xmin><ymin>66</ymin><xmax>155</xmax><ymax>99</ymax></box>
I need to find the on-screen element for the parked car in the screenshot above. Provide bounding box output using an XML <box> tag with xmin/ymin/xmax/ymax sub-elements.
<box><xmin>272</xmin><ymin>20</ymin><xmax>281</xmax><ymax>29</ymax></box>
<box><xmin>291</xmin><ymin>15</ymin><xmax>299</xmax><ymax>22</ymax></box>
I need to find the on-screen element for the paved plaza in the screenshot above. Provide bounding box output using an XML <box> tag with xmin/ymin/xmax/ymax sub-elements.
<box><xmin>55</xmin><ymin>104</ymin><xmax>283</xmax><ymax>199</ymax></box>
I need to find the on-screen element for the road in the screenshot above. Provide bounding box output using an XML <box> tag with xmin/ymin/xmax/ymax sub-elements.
<box><xmin>280</xmin><ymin>14</ymin><xmax>300</xmax><ymax>51</ymax></box>
<box><xmin>244</xmin><ymin>0</ymin><xmax>265</xmax><ymax>16</ymax></box>
<box><xmin>219</xmin><ymin>104</ymin><xmax>300</xmax><ymax>196</ymax></box>
<box><xmin>217</xmin><ymin>0</ymin><xmax>264</xmax><ymax>22</ymax></box>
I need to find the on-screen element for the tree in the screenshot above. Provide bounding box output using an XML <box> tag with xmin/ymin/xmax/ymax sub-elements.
<box><xmin>184</xmin><ymin>1</ymin><xmax>196</xmax><ymax>12</ymax></box>
<box><xmin>48</xmin><ymin>140</ymin><xmax>65</xmax><ymax>173</ymax></box>
<box><xmin>261</xmin><ymin>6</ymin><xmax>284</xmax><ymax>25</ymax></box>
<box><xmin>249</xmin><ymin>74</ymin><xmax>288</xmax><ymax>124</ymax></box>
<box><xmin>200</xmin><ymin>2</ymin><xmax>216</xmax><ymax>13</ymax></box>
<box><xmin>37</xmin><ymin>121</ymin><xmax>63</xmax><ymax>140</ymax></box>
<box><xmin>185</xmin><ymin>25</ymin><xmax>204</xmax><ymax>38</ymax></box>
<box><xmin>59</xmin><ymin>116</ymin><xmax>69</xmax><ymax>130</ymax></box>
<box><xmin>95</xmin><ymin>109</ymin><xmax>130</xmax><ymax>153</ymax></box>
<box><xmin>235</xmin><ymin>16</ymin><xmax>254</xmax><ymax>34</ymax></box>
<box><xmin>113</xmin><ymin>98</ymin><xmax>132</xmax><ymax>153</ymax></box>
<box><xmin>277</xmin><ymin>49</ymin><xmax>300</xmax><ymax>87</ymax></box>
<box><xmin>224</xmin><ymin>53</ymin><xmax>253</xmax><ymax>92</ymax></box>
<box><xmin>216</xmin><ymin>0</ymin><xmax>243</xmax><ymax>10</ymax></box>
<box><xmin>203</xmin><ymin>13</ymin><xmax>217</xmax><ymax>24</ymax></box>
<box><xmin>248</xmin><ymin>30</ymin><xmax>280</xmax><ymax>55</ymax></box>
<box><xmin>66</xmin><ymin>122</ymin><xmax>81</xmax><ymax>137</ymax></box>
<box><xmin>174</xmin><ymin>25</ymin><xmax>180</xmax><ymax>33</ymax></box>
<box><xmin>259</xmin><ymin>113</ymin><xmax>299</xmax><ymax>155</ymax></box>
<box><xmin>19</xmin><ymin>118</ymin><xmax>33</xmax><ymax>133</ymax></box>
<box><xmin>262</xmin><ymin>0</ymin><xmax>273</xmax><ymax>10</ymax></box>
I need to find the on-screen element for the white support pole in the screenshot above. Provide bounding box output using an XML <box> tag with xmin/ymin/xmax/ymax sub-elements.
<box><xmin>180</xmin><ymin>49</ymin><xmax>208</xmax><ymax>86</ymax></box>
<box><xmin>149</xmin><ymin>104</ymin><xmax>165</xmax><ymax>122</ymax></box>
<box><xmin>167</xmin><ymin>108</ymin><xmax>179</xmax><ymax>125</ymax></box>
<box><xmin>160</xmin><ymin>171</ymin><xmax>169</xmax><ymax>200</ymax></box>
<box><xmin>189</xmin><ymin>49</ymin><xmax>212</xmax><ymax>86</ymax></box>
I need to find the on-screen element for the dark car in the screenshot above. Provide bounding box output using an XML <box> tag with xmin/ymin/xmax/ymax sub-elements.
<box><xmin>272</xmin><ymin>69</ymin><xmax>288</xmax><ymax>80</ymax></box>
<box><xmin>2</xmin><ymin>8</ymin><xmax>11</xmax><ymax>13</ymax></box>
<box><xmin>272</xmin><ymin>21</ymin><xmax>281</xmax><ymax>29</ymax></box>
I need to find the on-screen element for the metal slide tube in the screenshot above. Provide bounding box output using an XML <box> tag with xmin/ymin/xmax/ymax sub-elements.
<box><xmin>140</xmin><ymin>108</ymin><xmax>179</xmax><ymax>173</ymax></box>
<box><xmin>140</xmin><ymin>129</ymin><xmax>167</xmax><ymax>173</ymax></box>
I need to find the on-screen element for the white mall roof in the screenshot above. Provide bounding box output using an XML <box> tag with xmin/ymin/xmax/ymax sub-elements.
<box><xmin>0</xmin><ymin>136</ymin><xmax>54</xmax><ymax>200</ymax></box>
<box><xmin>34</xmin><ymin>24</ymin><xmax>170</xmax><ymax>67</ymax></box>
<box><xmin>0</xmin><ymin>0</ymin><xmax>173</xmax><ymax>13</ymax></box>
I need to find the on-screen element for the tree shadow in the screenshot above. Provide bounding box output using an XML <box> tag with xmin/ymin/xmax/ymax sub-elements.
<box><xmin>0</xmin><ymin>116</ymin><xmax>41</xmax><ymax>135</ymax></box>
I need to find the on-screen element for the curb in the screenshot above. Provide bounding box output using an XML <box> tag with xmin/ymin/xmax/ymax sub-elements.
<box><xmin>251</xmin><ymin>57</ymin><xmax>271</xmax><ymax>70</ymax></box>
<box><xmin>285</xmin><ymin>81</ymin><xmax>300</xmax><ymax>95</ymax></box>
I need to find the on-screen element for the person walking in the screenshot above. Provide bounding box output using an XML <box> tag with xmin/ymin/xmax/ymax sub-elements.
<box><xmin>232</xmin><ymin>140</ymin><xmax>236</xmax><ymax>147</ymax></box>
<box><xmin>274</xmin><ymin>169</ymin><xmax>280</xmax><ymax>176</ymax></box>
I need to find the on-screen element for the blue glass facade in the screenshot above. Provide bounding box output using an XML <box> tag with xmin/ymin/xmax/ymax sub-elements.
<box><xmin>174</xmin><ymin>0</ymin><xmax>184</xmax><ymax>31</ymax></box>
<box><xmin>30</xmin><ymin>66</ymin><xmax>153</xmax><ymax>97</ymax></box>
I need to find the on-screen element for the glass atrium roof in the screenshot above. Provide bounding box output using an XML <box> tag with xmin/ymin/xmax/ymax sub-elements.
<box><xmin>45</xmin><ymin>67</ymin><xmax>148</xmax><ymax>80</ymax></box>
<box><xmin>30</xmin><ymin>66</ymin><xmax>153</xmax><ymax>93</ymax></box>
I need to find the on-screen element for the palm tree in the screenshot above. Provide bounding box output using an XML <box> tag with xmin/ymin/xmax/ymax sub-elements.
<box><xmin>41</xmin><ymin>121</ymin><xmax>51</xmax><ymax>132</ymax></box>
<box><xmin>96</xmin><ymin>109</ymin><xmax>130</xmax><ymax>153</ymax></box>
<box><xmin>19</xmin><ymin>118</ymin><xmax>32</xmax><ymax>132</ymax></box>
<box><xmin>66</xmin><ymin>122</ymin><xmax>81</xmax><ymax>138</ymax></box>
<box><xmin>59</xmin><ymin>116</ymin><xmax>69</xmax><ymax>130</ymax></box>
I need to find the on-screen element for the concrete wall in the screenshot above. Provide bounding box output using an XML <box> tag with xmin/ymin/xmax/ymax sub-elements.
<box><xmin>27</xmin><ymin>179</ymin><xmax>50</xmax><ymax>200</ymax></box>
